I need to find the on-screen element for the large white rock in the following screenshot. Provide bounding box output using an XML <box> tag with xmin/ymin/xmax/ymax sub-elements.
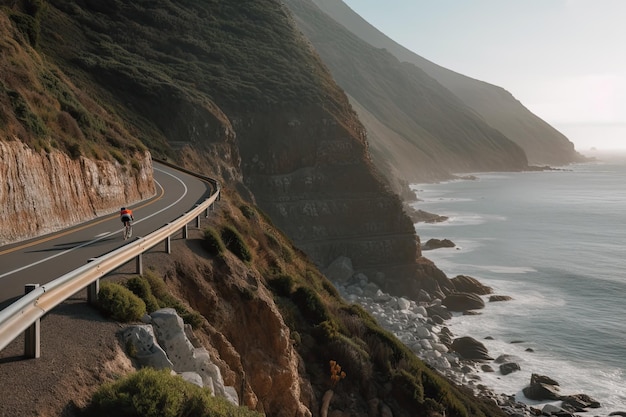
<box><xmin>325</xmin><ymin>256</ymin><xmax>354</xmax><ymax>283</ymax></box>
<box><xmin>149</xmin><ymin>308</ymin><xmax>239</xmax><ymax>406</ymax></box>
<box><xmin>397</xmin><ymin>297</ymin><xmax>411</xmax><ymax>311</ymax></box>
<box><xmin>122</xmin><ymin>325</ymin><xmax>173</xmax><ymax>370</ymax></box>
<box><xmin>181</xmin><ymin>372</ymin><xmax>204</xmax><ymax>387</ymax></box>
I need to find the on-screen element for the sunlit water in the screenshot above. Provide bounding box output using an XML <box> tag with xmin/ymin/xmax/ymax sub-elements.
<box><xmin>410</xmin><ymin>151</ymin><xmax>626</xmax><ymax>413</ymax></box>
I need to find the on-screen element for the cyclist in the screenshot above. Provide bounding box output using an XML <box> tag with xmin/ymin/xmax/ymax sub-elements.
<box><xmin>120</xmin><ymin>207</ymin><xmax>134</xmax><ymax>239</ymax></box>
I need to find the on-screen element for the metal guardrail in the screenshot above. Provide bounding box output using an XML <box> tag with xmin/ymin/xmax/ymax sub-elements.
<box><xmin>0</xmin><ymin>162</ymin><xmax>220</xmax><ymax>356</ymax></box>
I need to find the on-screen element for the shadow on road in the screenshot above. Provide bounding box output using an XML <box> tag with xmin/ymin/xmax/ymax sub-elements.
<box><xmin>25</xmin><ymin>237</ymin><xmax>117</xmax><ymax>253</ymax></box>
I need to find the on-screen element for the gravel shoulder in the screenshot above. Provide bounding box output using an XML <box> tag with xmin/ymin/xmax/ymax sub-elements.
<box><xmin>0</xmin><ymin>293</ymin><xmax>129</xmax><ymax>417</ymax></box>
<box><xmin>0</xmin><ymin>234</ymin><xmax>193</xmax><ymax>417</ymax></box>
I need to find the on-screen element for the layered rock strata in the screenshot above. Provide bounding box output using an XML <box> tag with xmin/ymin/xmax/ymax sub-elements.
<box><xmin>0</xmin><ymin>140</ymin><xmax>155</xmax><ymax>245</ymax></box>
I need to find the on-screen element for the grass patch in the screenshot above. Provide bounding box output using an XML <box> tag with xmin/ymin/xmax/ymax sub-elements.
<box><xmin>125</xmin><ymin>275</ymin><xmax>160</xmax><ymax>313</ymax></box>
<box><xmin>291</xmin><ymin>286</ymin><xmax>330</xmax><ymax>326</ymax></box>
<box><xmin>202</xmin><ymin>226</ymin><xmax>225</xmax><ymax>256</ymax></box>
<box><xmin>221</xmin><ymin>225</ymin><xmax>252</xmax><ymax>262</ymax></box>
<box><xmin>86</xmin><ymin>368</ymin><xmax>262</xmax><ymax>417</ymax></box>
<box><xmin>97</xmin><ymin>281</ymin><xmax>146</xmax><ymax>322</ymax></box>
<box><xmin>267</xmin><ymin>274</ymin><xmax>295</xmax><ymax>297</ymax></box>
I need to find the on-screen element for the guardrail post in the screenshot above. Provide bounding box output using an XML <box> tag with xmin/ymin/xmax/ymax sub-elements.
<box><xmin>165</xmin><ymin>235</ymin><xmax>171</xmax><ymax>254</ymax></box>
<box><xmin>182</xmin><ymin>224</ymin><xmax>188</xmax><ymax>239</ymax></box>
<box><xmin>136</xmin><ymin>253</ymin><xmax>143</xmax><ymax>275</ymax></box>
<box><xmin>87</xmin><ymin>258</ymin><xmax>100</xmax><ymax>305</ymax></box>
<box><xmin>24</xmin><ymin>284</ymin><xmax>40</xmax><ymax>358</ymax></box>
<box><xmin>196</xmin><ymin>215</ymin><xmax>201</xmax><ymax>228</ymax></box>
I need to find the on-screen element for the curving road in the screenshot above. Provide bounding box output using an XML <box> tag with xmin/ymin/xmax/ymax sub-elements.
<box><xmin>0</xmin><ymin>161</ymin><xmax>212</xmax><ymax>307</ymax></box>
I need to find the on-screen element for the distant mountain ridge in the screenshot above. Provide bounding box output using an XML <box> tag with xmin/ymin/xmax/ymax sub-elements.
<box><xmin>310</xmin><ymin>0</ymin><xmax>585</xmax><ymax>168</ymax></box>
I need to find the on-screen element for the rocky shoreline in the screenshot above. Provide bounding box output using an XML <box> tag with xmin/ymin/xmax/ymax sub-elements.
<box><xmin>326</xmin><ymin>256</ymin><xmax>624</xmax><ymax>417</ymax></box>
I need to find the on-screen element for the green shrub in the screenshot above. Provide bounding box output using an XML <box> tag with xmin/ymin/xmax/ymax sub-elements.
<box><xmin>391</xmin><ymin>369</ymin><xmax>425</xmax><ymax>405</ymax></box>
<box><xmin>267</xmin><ymin>274</ymin><xmax>295</xmax><ymax>297</ymax></box>
<box><xmin>9</xmin><ymin>12</ymin><xmax>40</xmax><ymax>47</ymax></box>
<box><xmin>142</xmin><ymin>270</ymin><xmax>169</xmax><ymax>303</ymax></box>
<box><xmin>221</xmin><ymin>225</ymin><xmax>252</xmax><ymax>262</ymax></box>
<box><xmin>87</xmin><ymin>368</ymin><xmax>262</xmax><ymax>417</ymax></box>
<box><xmin>203</xmin><ymin>227</ymin><xmax>225</xmax><ymax>256</ymax></box>
<box><xmin>321</xmin><ymin>279</ymin><xmax>340</xmax><ymax>299</ymax></box>
<box><xmin>180</xmin><ymin>310</ymin><xmax>204</xmax><ymax>329</ymax></box>
<box><xmin>98</xmin><ymin>282</ymin><xmax>146</xmax><ymax>322</ymax></box>
<box><xmin>126</xmin><ymin>276</ymin><xmax>160</xmax><ymax>313</ymax></box>
<box><xmin>131</xmin><ymin>159</ymin><xmax>141</xmax><ymax>172</ymax></box>
<box><xmin>8</xmin><ymin>89</ymin><xmax>47</xmax><ymax>137</ymax></box>
<box><xmin>291</xmin><ymin>286</ymin><xmax>330</xmax><ymax>326</ymax></box>
<box><xmin>239</xmin><ymin>204</ymin><xmax>256</xmax><ymax>220</ymax></box>
<box><xmin>66</xmin><ymin>142</ymin><xmax>82</xmax><ymax>159</ymax></box>
<box><xmin>313</xmin><ymin>319</ymin><xmax>340</xmax><ymax>341</ymax></box>
<box><xmin>110</xmin><ymin>148</ymin><xmax>125</xmax><ymax>164</ymax></box>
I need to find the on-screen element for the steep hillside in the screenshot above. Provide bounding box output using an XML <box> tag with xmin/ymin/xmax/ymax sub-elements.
<box><xmin>311</xmin><ymin>0</ymin><xmax>586</xmax><ymax>167</ymax></box>
<box><xmin>0</xmin><ymin>8</ymin><xmax>154</xmax><ymax>244</ymax></box>
<box><xmin>285</xmin><ymin>0</ymin><xmax>530</xmax><ymax>192</ymax></box>
<box><xmin>29</xmin><ymin>0</ymin><xmax>458</xmax><ymax>300</ymax></box>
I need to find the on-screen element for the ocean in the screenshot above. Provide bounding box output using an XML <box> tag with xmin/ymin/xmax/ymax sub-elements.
<box><xmin>410</xmin><ymin>151</ymin><xmax>626</xmax><ymax>413</ymax></box>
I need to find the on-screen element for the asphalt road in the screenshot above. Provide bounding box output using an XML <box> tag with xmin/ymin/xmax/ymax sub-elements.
<box><xmin>0</xmin><ymin>161</ymin><xmax>212</xmax><ymax>307</ymax></box>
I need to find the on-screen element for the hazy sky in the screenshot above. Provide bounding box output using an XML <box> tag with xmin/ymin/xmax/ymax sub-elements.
<box><xmin>341</xmin><ymin>0</ymin><xmax>626</xmax><ymax>151</ymax></box>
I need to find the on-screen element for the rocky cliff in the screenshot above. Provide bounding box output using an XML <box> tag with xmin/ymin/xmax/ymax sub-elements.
<box><xmin>0</xmin><ymin>141</ymin><xmax>154</xmax><ymax>244</ymax></box>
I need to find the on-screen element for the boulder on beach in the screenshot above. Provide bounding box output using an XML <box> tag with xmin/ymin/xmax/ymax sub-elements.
<box><xmin>561</xmin><ymin>394</ymin><xmax>601</xmax><ymax>411</ymax></box>
<box><xmin>499</xmin><ymin>362</ymin><xmax>521</xmax><ymax>375</ymax></box>
<box><xmin>324</xmin><ymin>256</ymin><xmax>353</xmax><ymax>284</ymax></box>
<box><xmin>494</xmin><ymin>354</ymin><xmax>522</xmax><ymax>364</ymax></box>
<box><xmin>530</xmin><ymin>373</ymin><xmax>559</xmax><ymax>386</ymax></box>
<box><xmin>450</xmin><ymin>336</ymin><xmax>493</xmax><ymax>361</ymax></box>
<box><xmin>450</xmin><ymin>275</ymin><xmax>493</xmax><ymax>295</ymax></box>
<box><xmin>522</xmin><ymin>373</ymin><xmax>563</xmax><ymax>401</ymax></box>
<box><xmin>489</xmin><ymin>295</ymin><xmax>513</xmax><ymax>302</ymax></box>
<box><xmin>442</xmin><ymin>292</ymin><xmax>485</xmax><ymax>312</ymax></box>
<box><xmin>522</xmin><ymin>382</ymin><xmax>562</xmax><ymax>401</ymax></box>
<box><xmin>426</xmin><ymin>304</ymin><xmax>453</xmax><ymax>320</ymax></box>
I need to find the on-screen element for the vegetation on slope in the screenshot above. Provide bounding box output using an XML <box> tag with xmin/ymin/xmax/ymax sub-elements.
<box><xmin>81</xmin><ymin>190</ymin><xmax>502</xmax><ymax>416</ymax></box>
<box><xmin>28</xmin><ymin>0</ymin><xmax>357</xmax><ymax>157</ymax></box>
<box><xmin>0</xmin><ymin>2</ymin><xmax>146</xmax><ymax>162</ymax></box>
<box><xmin>87</xmin><ymin>368</ymin><xmax>261</xmax><ymax>417</ymax></box>
<box><xmin>151</xmin><ymin>190</ymin><xmax>506</xmax><ymax>417</ymax></box>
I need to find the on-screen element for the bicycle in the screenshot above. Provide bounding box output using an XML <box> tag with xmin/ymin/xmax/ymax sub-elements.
<box><xmin>123</xmin><ymin>220</ymin><xmax>133</xmax><ymax>240</ymax></box>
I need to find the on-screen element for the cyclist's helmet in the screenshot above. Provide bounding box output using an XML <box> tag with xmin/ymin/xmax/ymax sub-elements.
<box><xmin>121</xmin><ymin>207</ymin><xmax>126</xmax><ymax>211</ymax></box>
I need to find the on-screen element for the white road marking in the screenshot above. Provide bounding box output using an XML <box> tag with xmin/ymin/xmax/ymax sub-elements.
<box><xmin>0</xmin><ymin>167</ymin><xmax>190</xmax><ymax>280</ymax></box>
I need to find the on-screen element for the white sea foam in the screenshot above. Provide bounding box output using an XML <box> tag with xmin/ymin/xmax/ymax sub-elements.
<box><xmin>411</xmin><ymin>159</ymin><xmax>626</xmax><ymax>414</ymax></box>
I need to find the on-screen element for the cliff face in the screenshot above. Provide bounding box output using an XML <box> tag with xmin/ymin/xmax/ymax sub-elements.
<box><xmin>0</xmin><ymin>141</ymin><xmax>154</xmax><ymax>245</ymax></box>
<box><xmin>234</xmin><ymin>107</ymin><xmax>421</xmax><ymax>290</ymax></box>
<box><xmin>310</xmin><ymin>0</ymin><xmax>586</xmax><ymax>167</ymax></box>
<box><xmin>0</xmin><ymin>10</ymin><xmax>155</xmax><ymax>245</ymax></box>
<box><xmin>168</xmin><ymin>242</ymin><xmax>312</xmax><ymax>417</ymax></box>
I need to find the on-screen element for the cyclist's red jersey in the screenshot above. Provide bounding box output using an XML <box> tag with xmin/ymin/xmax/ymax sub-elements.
<box><xmin>121</xmin><ymin>208</ymin><xmax>133</xmax><ymax>217</ymax></box>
